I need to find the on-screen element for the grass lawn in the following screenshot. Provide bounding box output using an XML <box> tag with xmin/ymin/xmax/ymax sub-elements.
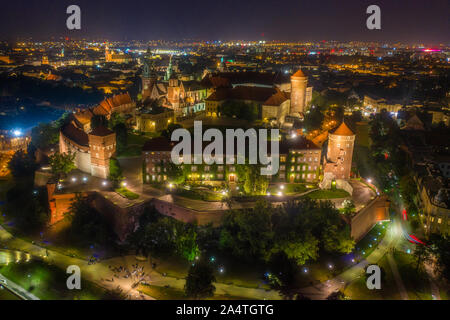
<box><xmin>0</xmin><ymin>260</ymin><xmax>107</xmax><ymax>300</ymax></box>
<box><xmin>115</xmin><ymin>187</ymin><xmax>140</xmax><ymax>200</ymax></box>
<box><xmin>138</xmin><ymin>284</ymin><xmax>250</xmax><ymax>300</ymax></box>
<box><xmin>175</xmin><ymin>188</ymin><xmax>223</xmax><ymax>202</ymax></box>
<box><xmin>343</xmin><ymin>254</ymin><xmax>401</xmax><ymax>300</ymax></box>
<box><xmin>393</xmin><ymin>250</ymin><xmax>431</xmax><ymax>300</ymax></box>
<box><xmin>303</xmin><ymin>189</ymin><xmax>350</xmax><ymax>200</ymax></box>
<box><xmin>267</xmin><ymin>183</ymin><xmax>310</xmax><ymax>195</ymax></box>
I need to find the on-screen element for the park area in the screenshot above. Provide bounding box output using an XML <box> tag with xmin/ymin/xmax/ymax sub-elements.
<box><xmin>0</xmin><ymin>260</ymin><xmax>107</xmax><ymax>300</ymax></box>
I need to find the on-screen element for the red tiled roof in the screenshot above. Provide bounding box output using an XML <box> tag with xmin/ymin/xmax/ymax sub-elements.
<box><xmin>264</xmin><ymin>89</ymin><xmax>289</xmax><ymax>106</ymax></box>
<box><xmin>90</xmin><ymin>126</ymin><xmax>114</xmax><ymax>137</ymax></box>
<box><xmin>61</xmin><ymin>122</ymin><xmax>89</xmax><ymax>147</ymax></box>
<box><xmin>291</xmin><ymin>69</ymin><xmax>306</xmax><ymax>78</ymax></box>
<box><xmin>206</xmin><ymin>86</ymin><xmax>278</xmax><ymax>103</ymax></box>
<box><xmin>330</xmin><ymin>122</ymin><xmax>355</xmax><ymax>136</ymax></box>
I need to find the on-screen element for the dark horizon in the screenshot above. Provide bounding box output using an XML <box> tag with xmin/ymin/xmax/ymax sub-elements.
<box><xmin>0</xmin><ymin>0</ymin><xmax>448</xmax><ymax>44</ymax></box>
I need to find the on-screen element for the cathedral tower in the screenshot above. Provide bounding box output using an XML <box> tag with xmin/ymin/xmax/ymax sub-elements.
<box><xmin>290</xmin><ymin>69</ymin><xmax>308</xmax><ymax>115</ymax></box>
<box><xmin>141</xmin><ymin>59</ymin><xmax>157</xmax><ymax>100</ymax></box>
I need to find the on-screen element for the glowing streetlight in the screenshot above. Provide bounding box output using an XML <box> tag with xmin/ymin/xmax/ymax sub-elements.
<box><xmin>367</xmin><ymin>178</ymin><xmax>372</xmax><ymax>184</ymax></box>
<box><xmin>102</xmin><ymin>181</ymin><xmax>108</xmax><ymax>186</ymax></box>
<box><xmin>328</xmin><ymin>264</ymin><xmax>333</xmax><ymax>269</ymax></box>
<box><xmin>218</xmin><ymin>266</ymin><xmax>225</xmax><ymax>274</ymax></box>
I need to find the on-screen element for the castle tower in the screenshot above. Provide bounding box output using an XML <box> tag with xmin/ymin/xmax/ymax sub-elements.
<box><xmin>88</xmin><ymin>126</ymin><xmax>116</xmax><ymax>179</ymax></box>
<box><xmin>324</xmin><ymin>121</ymin><xmax>355</xmax><ymax>180</ymax></box>
<box><xmin>290</xmin><ymin>69</ymin><xmax>308</xmax><ymax>115</ymax></box>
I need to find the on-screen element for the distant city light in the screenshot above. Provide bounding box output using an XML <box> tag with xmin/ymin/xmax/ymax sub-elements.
<box><xmin>12</xmin><ymin>129</ymin><xmax>22</xmax><ymax>137</ymax></box>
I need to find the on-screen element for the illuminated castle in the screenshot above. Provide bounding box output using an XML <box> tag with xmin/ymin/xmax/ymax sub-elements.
<box><xmin>323</xmin><ymin>121</ymin><xmax>355</xmax><ymax>180</ymax></box>
<box><xmin>59</xmin><ymin>123</ymin><xmax>116</xmax><ymax>179</ymax></box>
<box><xmin>290</xmin><ymin>69</ymin><xmax>308</xmax><ymax>115</ymax></box>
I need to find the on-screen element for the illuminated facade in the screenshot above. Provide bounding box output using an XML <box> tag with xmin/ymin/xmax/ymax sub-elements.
<box><xmin>323</xmin><ymin>122</ymin><xmax>355</xmax><ymax>180</ymax></box>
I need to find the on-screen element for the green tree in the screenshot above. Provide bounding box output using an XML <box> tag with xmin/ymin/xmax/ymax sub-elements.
<box><xmin>341</xmin><ymin>199</ymin><xmax>356</xmax><ymax>219</ymax></box>
<box><xmin>5</xmin><ymin>184</ymin><xmax>47</xmax><ymax>233</ymax></box>
<box><xmin>304</xmin><ymin>107</ymin><xmax>324</xmax><ymax>132</ymax></box>
<box><xmin>66</xmin><ymin>194</ymin><xmax>116</xmax><ymax>246</ymax></box>
<box><xmin>273</xmin><ymin>232</ymin><xmax>319</xmax><ymax>265</ymax></box>
<box><xmin>108</xmin><ymin>158</ymin><xmax>123</xmax><ymax>187</ymax></box>
<box><xmin>185</xmin><ymin>258</ymin><xmax>216</xmax><ymax>299</ymax></box>
<box><xmin>91</xmin><ymin>115</ymin><xmax>108</xmax><ymax>129</ymax></box>
<box><xmin>108</xmin><ymin>112</ymin><xmax>126</xmax><ymax>129</ymax></box>
<box><xmin>49</xmin><ymin>151</ymin><xmax>76</xmax><ymax>179</ymax></box>
<box><xmin>177</xmin><ymin>226</ymin><xmax>200</xmax><ymax>261</ymax></box>
<box><xmin>237</xmin><ymin>164</ymin><xmax>269</xmax><ymax>195</ymax></box>
<box><xmin>413</xmin><ymin>244</ymin><xmax>432</xmax><ymax>272</ymax></box>
<box><xmin>166</xmin><ymin>161</ymin><xmax>185</xmax><ymax>184</ymax></box>
<box><xmin>322</xmin><ymin>224</ymin><xmax>355</xmax><ymax>254</ymax></box>
<box><xmin>113</xmin><ymin>123</ymin><xmax>128</xmax><ymax>153</ymax></box>
<box><xmin>8</xmin><ymin>150</ymin><xmax>37</xmax><ymax>178</ymax></box>
<box><xmin>30</xmin><ymin>122</ymin><xmax>59</xmax><ymax>149</ymax></box>
<box><xmin>220</xmin><ymin>201</ymin><xmax>274</xmax><ymax>261</ymax></box>
<box><xmin>428</xmin><ymin>234</ymin><xmax>450</xmax><ymax>282</ymax></box>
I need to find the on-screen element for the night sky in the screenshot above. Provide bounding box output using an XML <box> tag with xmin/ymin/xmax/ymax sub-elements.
<box><xmin>0</xmin><ymin>0</ymin><xmax>448</xmax><ymax>43</ymax></box>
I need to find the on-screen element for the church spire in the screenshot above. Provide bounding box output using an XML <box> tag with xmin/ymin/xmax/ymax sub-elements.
<box><xmin>165</xmin><ymin>55</ymin><xmax>173</xmax><ymax>81</ymax></box>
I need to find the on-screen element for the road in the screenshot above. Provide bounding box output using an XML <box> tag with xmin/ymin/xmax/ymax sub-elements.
<box><xmin>299</xmin><ymin>218</ymin><xmax>403</xmax><ymax>299</ymax></box>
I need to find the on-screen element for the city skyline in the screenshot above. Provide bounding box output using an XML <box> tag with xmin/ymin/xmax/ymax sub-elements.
<box><xmin>0</xmin><ymin>0</ymin><xmax>448</xmax><ymax>43</ymax></box>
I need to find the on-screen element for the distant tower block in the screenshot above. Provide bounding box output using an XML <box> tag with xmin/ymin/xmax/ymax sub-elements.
<box><xmin>290</xmin><ymin>69</ymin><xmax>308</xmax><ymax>115</ymax></box>
<box><xmin>325</xmin><ymin>122</ymin><xmax>355</xmax><ymax>180</ymax></box>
